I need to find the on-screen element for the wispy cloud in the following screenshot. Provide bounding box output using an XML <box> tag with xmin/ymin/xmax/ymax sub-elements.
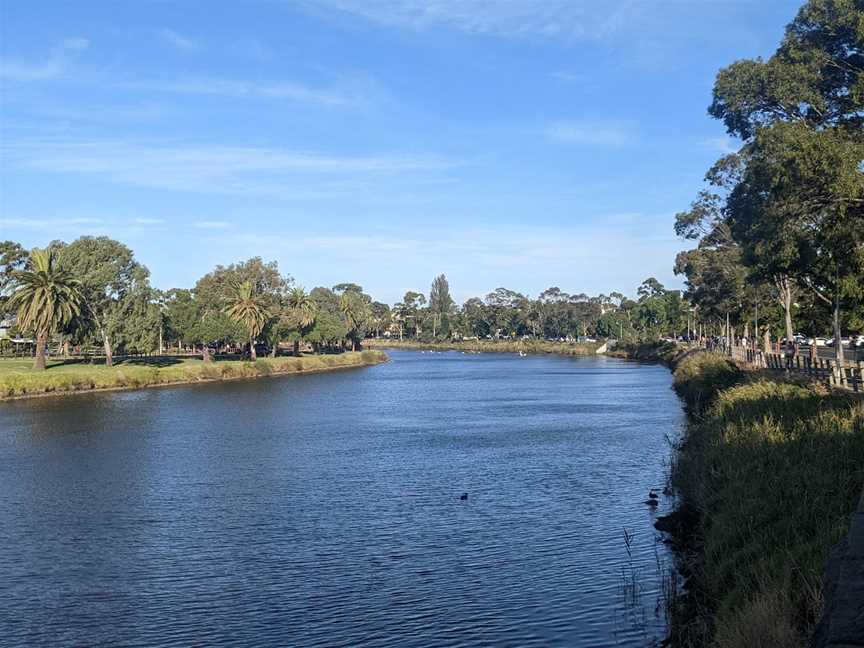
<box><xmin>0</xmin><ymin>216</ymin><xmax>102</xmax><ymax>230</ymax></box>
<box><xmin>229</xmin><ymin>217</ymin><xmax>685</xmax><ymax>303</ymax></box>
<box><xmin>0</xmin><ymin>37</ymin><xmax>89</xmax><ymax>81</ymax></box>
<box><xmin>120</xmin><ymin>78</ymin><xmax>359</xmax><ymax>107</ymax></box>
<box><xmin>133</xmin><ymin>217</ymin><xmax>165</xmax><ymax>225</ymax></box>
<box><xmin>309</xmin><ymin>0</ymin><xmax>628</xmax><ymax>41</ymax></box>
<box><xmin>545</xmin><ymin>121</ymin><xmax>635</xmax><ymax>147</ymax></box>
<box><xmin>158</xmin><ymin>29</ymin><xmax>199</xmax><ymax>52</ymax></box>
<box><xmin>4</xmin><ymin>138</ymin><xmax>461</xmax><ymax>195</ymax></box>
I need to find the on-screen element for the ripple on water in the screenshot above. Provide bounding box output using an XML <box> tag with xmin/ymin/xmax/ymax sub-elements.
<box><xmin>0</xmin><ymin>351</ymin><xmax>683</xmax><ymax>647</ymax></box>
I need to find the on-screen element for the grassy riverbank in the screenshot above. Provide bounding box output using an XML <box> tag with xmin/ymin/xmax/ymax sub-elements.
<box><xmin>365</xmin><ymin>338</ymin><xmax>600</xmax><ymax>356</ymax></box>
<box><xmin>0</xmin><ymin>350</ymin><xmax>388</xmax><ymax>400</ymax></box>
<box><xmin>668</xmin><ymin>352</ymin><xmax>864</xmax><ymax>647</ymax></box>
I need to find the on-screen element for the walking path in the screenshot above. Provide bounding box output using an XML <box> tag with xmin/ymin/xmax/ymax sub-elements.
<box><xmin>813</xmin><ymin>490</ymin><xmax>864</xmax><ymax>647</ymax></box>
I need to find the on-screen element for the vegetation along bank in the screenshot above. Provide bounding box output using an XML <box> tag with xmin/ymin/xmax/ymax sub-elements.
<box><xmin>0</xmin><ymin>351</ymin><xmax>388</xmax><ymax>401</ymax></box>
<box><xmin>653</xmin><ymin>349</ymin><xmax>864</xmax><ymax>648</ymax></box>
<box><xmin>364</xmin><ymin>338</ymin><xmax>600</xmax><ymax>356</ymax></box>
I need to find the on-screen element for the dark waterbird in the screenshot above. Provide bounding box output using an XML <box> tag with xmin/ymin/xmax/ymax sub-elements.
<box><xmin>460</xmin><ymin>493</ymin><xmax>468</xmax><ymax>500</ymax></box>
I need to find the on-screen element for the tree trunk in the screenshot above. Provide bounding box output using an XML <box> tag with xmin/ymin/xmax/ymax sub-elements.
<box><xmin>777</xmin><ymin>275</ymin><xmax>794</xmax><ymax>349</ymax></box>
<box><xmin>202</xmin><ymin>345</ymin><xmax>212</xmax><ymax>364</ymax></box>
<box><xmin>158</xmin><ymin>324</ymin><xmax>164</xmax><ymax>355</ymax></box>
<box><xmin>293</xmin><ymin>340</ymin><xmax>300</xmax><ymax>357</ymax></box>
<box><xmin>270</xmin><ymin>343</ymin><xmax>277</xmax><ymax>358</ymax></box>
<box><xmin>62</xmin><ymin>340</ymin><xmax>70</xmax><ymax>359</ymax></box>
<box><xmin>833</xmin><ymin>291</ymin><xmax>844</xmax><ymax>363</ymax></box>
<box><xmin>33</xmin><ymin>332</ymin><xmax>47</xmax><ymax>370</ymax></box>
<box><xmin>250</xmin><ymin>337</ymin><xmax>257</xmax><ymax>361</ymax></box>
<box><xmin>103</xmin><ymin>334</ymin><xmax>113</xmax><ymax>367</ymax></box>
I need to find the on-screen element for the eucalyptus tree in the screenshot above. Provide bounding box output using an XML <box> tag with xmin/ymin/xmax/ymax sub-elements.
<box><xmin>54</xmin><ymin>236</ymin><xmax>151</xmax><ymax>366</ymax></box>
<box><xmin>706</xmin><ymin>0</ymin><xmax>864</xmax><ymax>358</ymax></box>
<box><xmin>223</xmin><ymin>281</ymin><xmax>271</xmax><ymax>360</ymax></box>
<box><xmin>7</xmin><ymin>248</ymin><xmax>83</xmax><ymax>370</ymax></box>
<box><xmin>369</xmin><ymin>301</ymin><xmax>391</xmax><ymax>338</ymax></box>
<box><xmin>394</xmin><ymin>291</ymin><xmax>426</xmax><ymax>338</ymax></box>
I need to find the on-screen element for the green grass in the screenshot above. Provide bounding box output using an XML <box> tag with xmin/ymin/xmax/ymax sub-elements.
<box><xmin>670</xmin><ymin>352</ymin><xmax>864</xmax><ymax>647</ymax></box>
<box><xmin>0</xmin><ymin>350</ymin><xmax>388</xmax><ymax>399</ymax></box>
<box><xmin>365</xmin><ymin>338</ymin><xmax>600</xmax><ymax>356</ymax></box>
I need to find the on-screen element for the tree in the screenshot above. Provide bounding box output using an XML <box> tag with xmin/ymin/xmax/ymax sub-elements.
<box><xmin>339</xmin><ymin>291</ymin><xmax>369</xmax><ymax>351</ymax></box>
<box><xmin>637</xmin><ymin>278</ymin><xmax>666</xmax><ymax>300</ymax></box>
<box><xmin>55</xmin><ymin>236</ymin><xmax>148</xmax><ymax>366</ymax></box>
<box><xmin>0</xmin><ymin>241</ymin><xmax>27</xmax><ymax>306</ymax></box>
<box><xmin>285</xmin><ymin>287</ymin><xmax>318</xmax><ymax>356</ymax></box>
<box><xmin>428</xmin><ymin>274</ymin><xmax>455</xmax><ymax>339</ymax></box>
<box><xmin>369</xmin><ymin>301</ymin><xmax>391</xmax><ymax>338</ymax></box>
<box><xmin>7</xmin><ymin>248</ymin><xmax>83</xmax><ymax>370</ymax></box>
<box><xmin>706</xmin><ymin>0</ymin><xmax>864</xmax><ymax>358</ymax></box>
<box><xmin>223</xmin><ymin>281</ymin><xmax>271</xmax><ymax>360</ymax></box>
<box><xmin>394</xmin><ymin>291</ymin><xmax>426</xmax><ymax>338</ymax></box>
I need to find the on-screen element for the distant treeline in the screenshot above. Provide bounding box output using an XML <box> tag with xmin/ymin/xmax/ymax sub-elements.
<box><xmin>0</xmin><ymin>237</ymin><xmax>694</xmax><ymax>368</ymax></box>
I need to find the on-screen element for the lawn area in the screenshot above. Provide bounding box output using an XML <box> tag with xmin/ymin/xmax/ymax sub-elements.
<box><xmin>0</xmin><ymin>351</ymin><xmax>388</xmax><ymax>399</ymax></box>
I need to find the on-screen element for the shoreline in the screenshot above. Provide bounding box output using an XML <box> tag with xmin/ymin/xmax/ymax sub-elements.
<box><xmin>364</xmin><ymin>338</ymin><xmax>600</xmax><ymax>356</ymax></box>
<box><xmin>0</xmin><ymin>350</ymin><xmax>389</xmax><ymax>402</ymax></box>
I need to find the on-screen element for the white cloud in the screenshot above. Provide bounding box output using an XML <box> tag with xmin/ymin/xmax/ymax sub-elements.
<box><xmin>133</xmin><ymin>217</ymin><xmax>165</xmax><ymax>225</ymax></box>
<box><xmin>0</xmin><ymin>38</ymin><xmax>89</xmax><ymax>81</ymax></box>
<box><xmin>158</xmin><ymin>29</ymin><xmax>199</xmax><ymax>52</ymax></box>
<box><xmin>4</xmin><ymin>138</ymin><xmax>461</xmax><ymax>195</ymax></box>
<box><xmin>545</xmin><ymin>121</ymin><xmax>635</xmax><ymax>147</ymax></box>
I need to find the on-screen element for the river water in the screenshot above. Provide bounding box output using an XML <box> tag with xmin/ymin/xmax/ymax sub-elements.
<box><xmin>0</xmin><ymin>350</ymin><xmax>684</xmax><ymax>647</ymax></box>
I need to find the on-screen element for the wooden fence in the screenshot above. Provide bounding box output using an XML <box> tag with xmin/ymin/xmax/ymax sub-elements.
<box><xmin>729</xmin><ymin>345</ymin><xmax>864</xmax><ymax>392</ymax></box>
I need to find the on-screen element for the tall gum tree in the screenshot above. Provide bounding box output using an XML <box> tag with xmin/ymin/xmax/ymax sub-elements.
<box><xmin>698</xmin><ymin>0</ymin><xmax>864</xmax><ymax>358</ymax></box>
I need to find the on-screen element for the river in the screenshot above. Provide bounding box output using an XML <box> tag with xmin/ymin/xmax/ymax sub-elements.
<box><xmin>0</xmin><ymin>350</ymin><xmax>684</xmax><ymax>647</ymax></box>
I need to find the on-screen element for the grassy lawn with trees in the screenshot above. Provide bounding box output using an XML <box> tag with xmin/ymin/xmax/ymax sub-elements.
<box><xmin>0</xmin><ymin>351</ymin><xmax>388</xmax><ymax>400</ymax></box>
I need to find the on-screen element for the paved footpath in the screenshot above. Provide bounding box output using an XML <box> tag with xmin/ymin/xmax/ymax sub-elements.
<box><xmin>813</xmin><ymin>489</ymin><xmax>864</xmax><ymax>647</ymax></box>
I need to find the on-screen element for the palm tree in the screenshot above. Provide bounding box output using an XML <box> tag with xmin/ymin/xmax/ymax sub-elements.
<box><xmin>339</xmin><ymin>292</ymin><xmax>367</xmax><ymax>351</ymax></box>
<box><xmin>7</xmin><ymin>248</ymin><xmax>83</xmax><ymax>370</ymax></box>
<box><xmin>223</xmin><ymin>281</ymin><xmax>270</xmax><ymax>360</ymax></box>
<box><xmin>286</xmin><ymin>287</ymin><xmax>318</xmax><ymax>356</ymax></box>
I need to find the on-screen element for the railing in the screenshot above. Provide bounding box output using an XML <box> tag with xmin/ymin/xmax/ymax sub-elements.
<box><xmin>728</xmin><ymin>345</ymin><xmax>864</xmax><ymax>392</ymax></box>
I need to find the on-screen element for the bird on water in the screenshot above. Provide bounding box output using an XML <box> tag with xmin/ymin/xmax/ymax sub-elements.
<box><xmin>460</xmin><ymin>493</ymin><xmax>468</xmax><ymax>500</ymax></box>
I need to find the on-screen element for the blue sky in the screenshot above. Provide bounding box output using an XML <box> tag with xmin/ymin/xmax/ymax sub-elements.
<box><xmin>1</xmin><ymin>0</ymin><xmax>801</xmax><ymax>304</ymax></box>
